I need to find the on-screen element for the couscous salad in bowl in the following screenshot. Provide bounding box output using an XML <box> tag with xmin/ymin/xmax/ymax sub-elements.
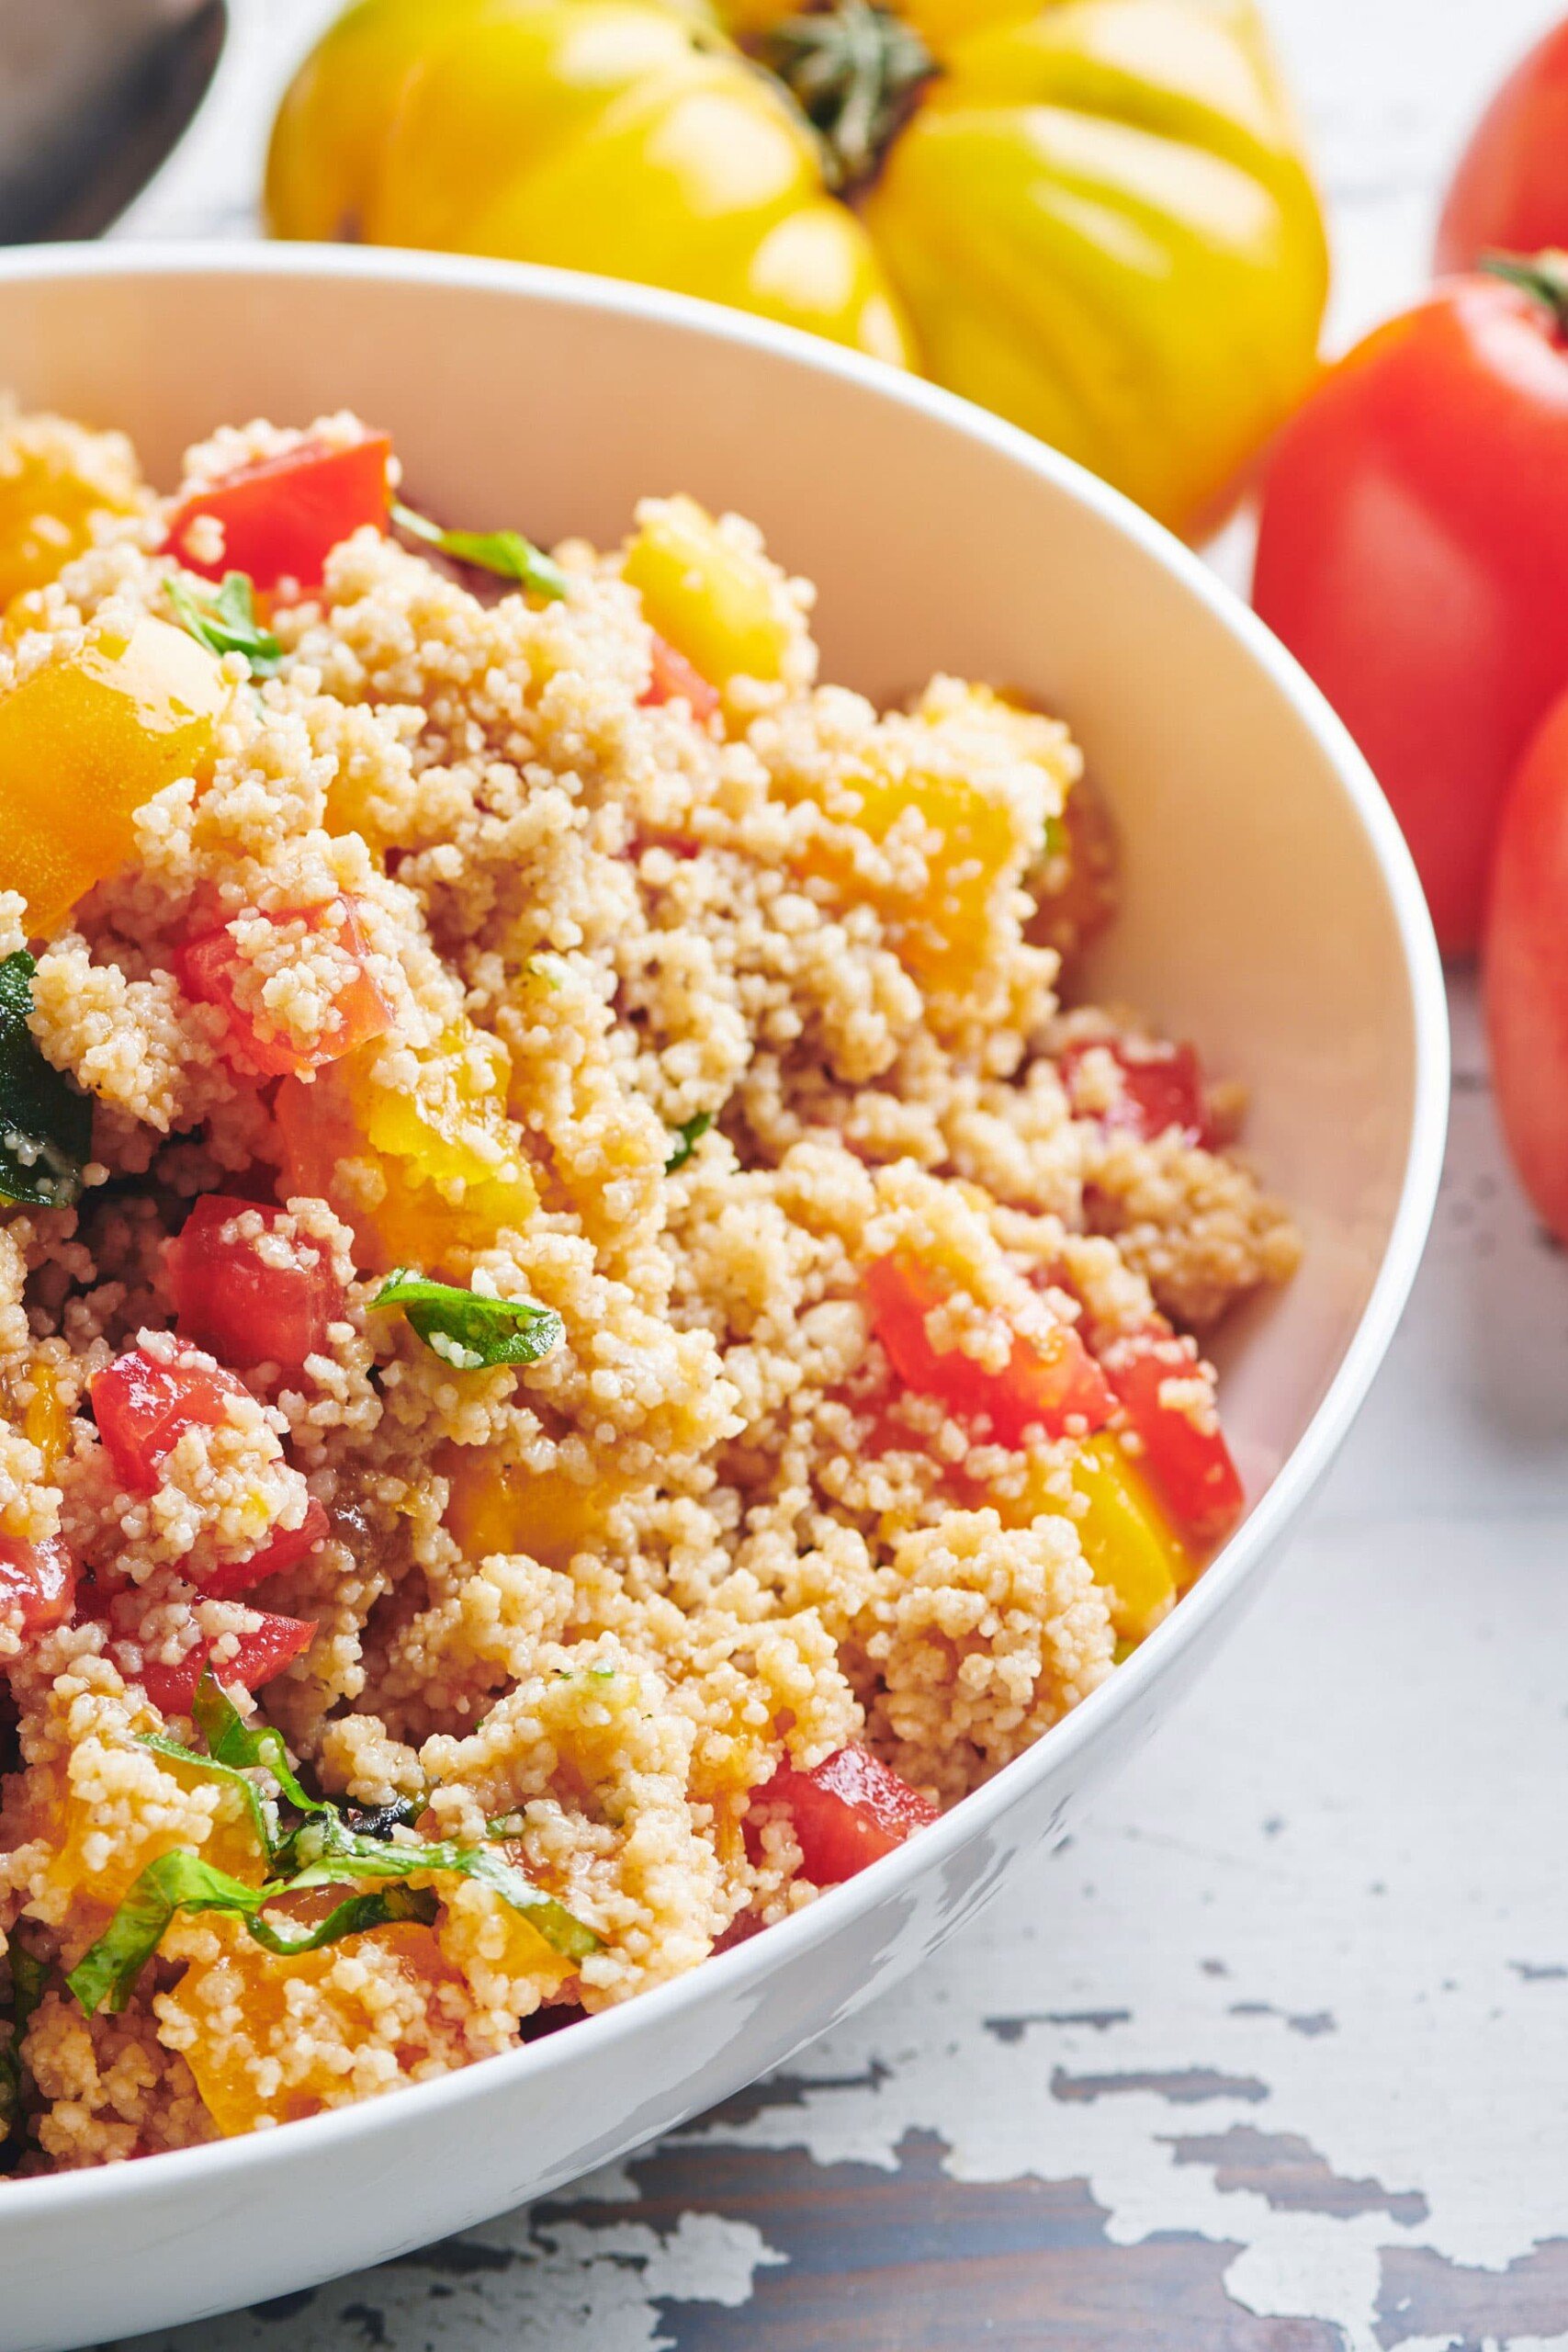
<box><xmin>0</xmin><ymin>397</ymin><xmax>1300</xmax><ymax>2171</ymax></box>
<box><xmin>0</xmin><ymin>253</ymin><xmax>1443</xmax><ymax>2351</ymax></box>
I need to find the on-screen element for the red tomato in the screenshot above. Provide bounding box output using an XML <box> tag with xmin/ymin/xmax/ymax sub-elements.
<box><xmin>753</xmin><ymin>1746</ymin><xmax>938</xmax><ymax>1885</ymax></box>
<box><xmin>863</xmin><ymin>1253</ymin><xmax>1114</xmax><ymax>1447</ymax></box>
<box><xmin>1253</xmin><ymin>262</ymin><xmax>1568</xmax><ymax>955</ymax></box>
<box><xmin>1096</xmin><ymin>1322</ymin><xmax>1244</xmax><ymax>1549</ymax></box>
<box><xmin>1484</xmin><ymin>684</ymin><xmax>1568</xmax><ymax>1241</ymax></box>
<box><xmin>163</xmin><ymin>435</ymin><xmax>390</xmax><ymax>592</ymax></box>
<box><xmin>640</xmin><ymin>634</ymin><xmax>720</xmax><ymax>724</ymax></box>
<box><xmin>1058</xmin><ymin>1038</ymin><xmax>1213</xmax><ymax>1148</ymax></box>
<box><xmin>91</xmin><ymin>1347</ymin><xmax>252</xmax><ymax>1495</ymax></box>
<box><xmin>167</xmin><ymin>1196</ymin><xmax>343</xmax><ymax>1372</ymax></box>
<box><xmin>177</xmin><ymin>897</ymin><xmax>393</xmax><ymax>1080</ymax></box>
<box><xmin>199</xmin><ymin>1498</ymin><xmax>331</xmax><ymax>1602</ymax></box>
<box><xmin>0</xmin><ymin>1535</ymin><xmax>77</xmax><ymax>1640</ymax></box>
<box><xmin>1437</xmin><ymin>19</ymin><xmax>1568</xmax><ymax>273</ymax></box>
<box><xmin>141</xmin><ymin>1611</ymin><xmax>318</xmax><ymax>1717</ymax></box>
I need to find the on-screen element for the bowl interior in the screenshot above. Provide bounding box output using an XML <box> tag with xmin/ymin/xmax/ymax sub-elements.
<box><xmin>0</xmin><ymin>250</ymin><xmax>1434</xmax><ymax>1512</ymax></box>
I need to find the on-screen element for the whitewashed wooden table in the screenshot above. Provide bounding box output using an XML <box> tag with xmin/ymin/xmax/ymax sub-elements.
<box><xmin>98</xmin><ymin>5</ymin><xmax>1568</xmax><ymax>2344</ymax></box>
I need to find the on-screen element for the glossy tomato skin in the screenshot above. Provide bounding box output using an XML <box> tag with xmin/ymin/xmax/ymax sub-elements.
<box><xmin>164</xmin><ymin>435</ymin><xmax>390</xmax><ymax>592</ymax></box>
<box><xmin>0</xmin><ymin>1535</ymin><xmax>78</xmax><ymax>1641</ymax></box>
<box><xmin>91</xmin><ymin>1346</ymin><xmax>251</xmax><ymax>1494</ymax></box>
<box><xmin>1485</xmin><ymin>686</ymin><xmax>1568</xmax><ymax>1241</ymax></box>
<box><xmin>177</xmin><ymin>898</ymin><xmax>393</xmax><ymax>1080</ymax></box>
<box><xmin>754</xmin><ymin>1745</ymin><xmax>938</xmax><ymax>1885</ymax></box>
<box><xmin>168</xmin><ymin>1196</ymin><xmax>343</xmax><ymax>1372</ymax></box>
<box><xmin>199</xmin><ymin>1498</ymin><xmax>331</xmax><ymax>1602</ymax></box>
<box><xmin>1253</xmin><ymin>277</ymin><xmax>1568</xmax><ymax>955</ymax></box>
<box><xmin>140</xmin><ymin>1611</ymin><xmax>317</xmax><ymax>1717</ymax></box>
<box><xmin>1437</xmin><ymin>18</ymin><xmax>1568</xmax><ymax>273</ymax></box>
<box><xmin>640</xmin><ymin>634</ymin><xmax>720</xmax><ymax>725</ymax></box>
<box><xmin>1057</xmin><ymin>1038</ymin><xmax>1213</xmax><ymax>1149</ymax></box>
<box><xmin>863</xmin><ymin>1254</ymin><xmax>1114</xmax><ymax>1448</ymax></box>
<box><xmin>1096</xmin><ymin>1324</ymin><xmax>1244</xmax><ymax>1550</ymax></box>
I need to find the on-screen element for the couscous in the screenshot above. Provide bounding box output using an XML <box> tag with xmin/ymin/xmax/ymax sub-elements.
<box><xmin>0</xmin><ymin>407</ymin><xmax>1297</xmax><ymax>2172</ymax></box>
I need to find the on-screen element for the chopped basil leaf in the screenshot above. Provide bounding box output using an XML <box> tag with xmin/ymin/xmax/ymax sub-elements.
<box><xmin>68</xmin><ymin>1815</ymin><xmax>597</xmax><ymax>2016</ymax></box>
<box><xmin>192</xmin><ymin>1668</ymin><xmax>324</xmax><ymax>1819</ymax></box>
<box><xmin>0</xmin><ymin>1944</ymin><xmax>43</xmax><ymax>2143</ymax></box>
<box><xmin>665</xmin><ymin>1111</ymin><xmax>713</xmax><ymax>1173</ymax></box>
<box><xmin>10</xmin><ymin>1946</ymin><xmax>46</xmax><ymax>2041</ymax></box>
<box><xmin>67</xmin><ymin>1850</ymin><xmax>263</xmax><ymax>2016</ymax></box>
<box><xmin>371</xmin><ymin>1271</ymin><xmax>564</xmax><ymax>1373</ymax></box>
<box><xmin>0</xmin><ymin>952</ymin><xmax>92</xmax><ymax>1210</ymax></box>
<box><xmin>167</xmin><ymin>571</ymin><xmax>282</xmax><ymax>679</ymax></box>
<box><xmin>391</xmin><ymin>502</ymin><xmax>568</xmax><ymax>603</ymax></box>
<box><xmin>139</xmin><ymin>1731</ymin><xmax>275</xmax><ymax>1860</ymax></box>
<box><xmin>278</xmin><ymin>1813</ymin><xmax>599</xmax><ymax>1961</ymax></box>
<box><xmin>243</xmin><ymin>1881</ymin><xmax>436</xmax><ymax>1959</ymax></box>
<box><xmin>65</xmin><ymin>1850</ymin><xmax>437</xmax><ymax>2016</ymax></box>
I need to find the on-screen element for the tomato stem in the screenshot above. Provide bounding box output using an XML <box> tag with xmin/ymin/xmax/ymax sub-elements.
<box><xmin>753</xmin><ymin>1</ymin><xmax>936</xmax><ymax>194</ymax></box>
<box><xmin>1479</xmin><ymin>248</ymin><xmax>1568</xmax><ymax>333</ymax></box>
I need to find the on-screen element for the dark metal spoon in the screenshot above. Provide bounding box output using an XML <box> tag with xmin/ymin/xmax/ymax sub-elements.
<box><xmin>0</xmin><ymin>0</ymin><xmax>226</xmax><ymax>243</ymax></box>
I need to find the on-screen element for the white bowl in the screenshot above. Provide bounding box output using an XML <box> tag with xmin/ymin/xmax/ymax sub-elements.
<box><xmin>0</xmin><ymin>245</ymin><xmax>1447</xmax><ymax>2352</ymax></box>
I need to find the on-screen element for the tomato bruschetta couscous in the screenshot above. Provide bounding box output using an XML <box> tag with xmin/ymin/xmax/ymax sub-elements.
<box><xmin>0</xmin><ymin>407</ymin><xmax>1297</xmax><ymax>2172</ymax></box>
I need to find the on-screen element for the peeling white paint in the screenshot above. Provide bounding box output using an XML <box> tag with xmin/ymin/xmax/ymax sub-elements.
<box><xmin>114</xmin><ymin>3</ymin><xmax>1568</xmax><ymax>2342</ymax></box>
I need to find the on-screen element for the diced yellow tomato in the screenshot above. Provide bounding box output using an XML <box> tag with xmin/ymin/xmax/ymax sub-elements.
<box><xmin>443</xmin><ymin>1448</ymin><xmax>614</xmax><ymax>1572</ymax></box>
<box><xmin>622</xmin><ymin>495</ymin><xmax>793</xmax><ymax>690</ymax></box>
<box><xmin>177</xmin><ymin>1916</ymin><xmax>456</xmax><ymax>2136</ymax></box>
<box><xmin>0</xmin><ymin>617</ymin><xmax>227</xmax><ymax>939</ymax></box>
<box><xmin>22</xmin><ymin>1363</ymin><xmax>71</xmax><ymax>1477</ymax></box>
<box><xmin>50</xmin><ymin>1753</ymin><xmax>267</xmax><ymax>1914</ymax></box>
<box><xmin>784</xmin><ymin>747</ymin><xmax>1021</xmax><ymax>989</ymax></box>
<box><xmin>276</xmin><ymin>1022</ymin><xmax>536</xmax><ymax>1275</ymax></box>
<box><xmin>1020</xmin><ymin>1432</ymin><xmax>1190</xmax><ymax>1643</ymax></box>
<box><xmin>0</xmin><ymin>440</ymin><xmax>140</xmax><ymax>606</ymax></box>
<box><xmin>436</xmin><ymin>1874</ymin><xmax>578</xmax><ymax>2006</ymax></box>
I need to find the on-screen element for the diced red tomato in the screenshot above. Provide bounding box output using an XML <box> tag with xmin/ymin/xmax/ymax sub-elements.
<box><xmin>177</xmin><ymin>897</ymin><xmax>393</xmax><ymax>1080</ymax></box>
<box><xmin>167</xmin><ymin>1196</ymin><xmax>343</xmax><ymax>1372</ymax></box>
<box><xmin>0</xmin><ymin>1535</ymin><xmax>77</xmax><ymax>1639</ymax></box>
<box><xmin>198</xmin><ymin>1498</ymin><xmax>330</xmax><ymax>1602</ymax></box>
<box><xmin>1058</xmin><ymin>1038</ymin><xmax>1213</xmax><ymax>1148</ymax></box>
<box><xmin>163</xmin><ymin>435</ymin><xmax>390</xmax><ymax>592</ymax></box>
<box><xmin>91</xmin><ymin>1347</ymin><xmax>252</xmax><ymax>1496</ymax></box>
<box><xmin>1096</xmin><ymin>1321</ymin><xmax>1244</xmax><ymax>1549</ymax></box>
<box><xmin>640</xmin><ymin>633</ymin><xmax>721</xmax><ymax>724</ymax></box>
<box><xmin>863</xmin><ymin>1253</ymin><xmax>1114</xmax><ymax>1448</ymax></box>
<box><xmin>141</xmin><ymin>1611</ymin><xmax>318</xmax><ymax>1717</ymax></box>
<box><xmin>752</xmin><ymin>1745</ymin><xmax>938</xmax><ymax>1885</ymax></box>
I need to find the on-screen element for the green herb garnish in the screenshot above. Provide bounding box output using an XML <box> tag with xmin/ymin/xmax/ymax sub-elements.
<box><xmin>69</xmin><ymin>1673</ymin><xmax>598</xmax><ymax>2016</ymax></box>
<box><xmin>192</xmin><ymin>1669</ymin><xmax>324</xmax><ymax>1817</ymax></box>
<box><xmin>167</xmin><ymin>571</ymin><xmax>282</xmax><ymax>679</ymax></box>
<box><xmin>0</xmin><ymin>952</ymin><xmax>92</xmax><ymax>1210</ymax></box>
<box><xmin>1042</xmin><ymin>811</ymin><xmax>1068</xmax><ymax>864</ymax></box>
<box><xmin>391</xmin><ymin>502</ymin><xmax>568</xmax><ymax>603</ymax></box>
<box><xmin>371</xmin><ymin>1272</ymin><xmax>564</xmax><ymax>1372</ymax></box>
<box><xmin>273</xmin><ymin>1811</ymin><xmax>597</xmax><ymax>1960</ymax></box>
<box><xmin>65</xmin><ymin>1852</ymin><xmax>438</xmax><ymax>2017</ymax></box>
<box><xmin>0</xmin><ymin>1943</ymin><xmax>47</xmax><ymax>2143</ymax></box>
<box><xmin>665</xmin><ymin>1112</ymin><xmax>714</xmax><ymax>1173</ymax></box>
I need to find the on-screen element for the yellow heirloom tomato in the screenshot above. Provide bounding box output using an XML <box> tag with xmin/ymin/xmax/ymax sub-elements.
<box><xmin>0</xmin><ymin>617</ymin><xmax>227</xmax><ymax>942</ymax></box>
<box><xmin>266</xmin><ymin>0</ymin><xmax>1326</xmax><ymax>536</ymax></box>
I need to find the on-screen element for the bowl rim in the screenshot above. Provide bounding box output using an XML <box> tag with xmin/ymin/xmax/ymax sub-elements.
<box><xmin>0</xmin><ymin>238</ymin><xmax>1450</xmax><ymax>2222</ymax></box>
